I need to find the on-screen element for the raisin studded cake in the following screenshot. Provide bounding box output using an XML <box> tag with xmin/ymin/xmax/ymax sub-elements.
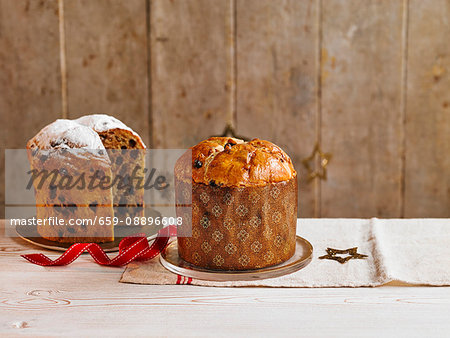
<box><xmin>27</xmin><ymin>115</ymin><xmax>147</xmax><ymax>243</ymax></box>
<box><xmin>175</xmin><ymin>137</ymin><xmax>297</xmax><ymax>270</ymax></box>
<box><xmin>75</xmin><ymin>114</ymin><xmax>146</xmax><ymax>222</ymax></box>
<box><xmin>27</xmin><ymin>119</ymin><xmax>115</xmax><ymax>243</ymax></box>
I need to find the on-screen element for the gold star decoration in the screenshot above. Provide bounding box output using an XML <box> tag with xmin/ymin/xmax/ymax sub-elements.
<box><xmin>302</xmin><ymin>142</ymin><xmax>332</xmax><ymax>182</ymax></box>
<box><xmin>216</xmin><ymin>123</ymin><xmax>250</xmax><ymax>141</ymax></box>
<box><xmin>319</xmin><ymin>247</ymin><xmax>368</xmax><ymax>264</ymax></box>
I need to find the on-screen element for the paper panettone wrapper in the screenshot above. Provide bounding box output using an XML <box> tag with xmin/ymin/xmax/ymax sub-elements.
<box><xmin>176</xmin><ymin>177</ymin><xmax>298</xmax><ymax>270</ymax></box>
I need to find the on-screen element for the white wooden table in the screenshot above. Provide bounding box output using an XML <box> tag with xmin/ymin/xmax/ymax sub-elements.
<box><xmin>1</xmin><ymin>220</ymin><xmax>449</xmax><ymax>337</ymax></box>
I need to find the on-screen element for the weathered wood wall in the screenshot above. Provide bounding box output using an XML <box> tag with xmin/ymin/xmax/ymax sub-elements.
<box><xmin>0</xmin><ymin>0</ymin><xmax>449</xmax><ymax>218</ymax></box>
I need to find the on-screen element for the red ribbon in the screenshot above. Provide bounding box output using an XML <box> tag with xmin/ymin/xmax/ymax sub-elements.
<box><xmin>21</xmin><ymin>225</ymin><xmax>177</xmax><ymax>267</ymax></box>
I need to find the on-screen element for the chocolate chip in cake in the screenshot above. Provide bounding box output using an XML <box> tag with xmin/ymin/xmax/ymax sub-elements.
<box><xmin>119</xmin><ymin>165</ymin><xmax>128</xmax><ymax>175</ymax></box>
<box><xmin>116</xmin><ymin>206</ymin><xmax>127</xmax><ymax>215</ymax></box>
<box><xmin>120</xmin><ymin>175</ymin><xmax>130</xmax><ymax>186</ymax></box>
<box><xmin>224</xmin><ymin>142</ymin><xmax>235</xmax><ymax>150</ymax></box>
<box><xmin>130</xmin><ymin>149</ymin><xmax>139</xmax><ymax>159</ymax></box>
<box><xmin>119</xmin><ymin>196</ymin><xmax>128</xmax><ymax>206</ymax></box>
<box><xmin>62</xmin><ymin>208</ymin><xmax>70</xmax><ymax>216</ymax></box>
<box><xmin>50</xmin><ymin>140</ymin><xmax>62</xmax><ymax>148</ymax></box>
<box><xmin>121</xmin><ymin>146</ymin><xmax>127</xmax><ymax>149</ymax></box>
<box><xmin>129</xmin><ymin>139</ymin><xmax>137</xmax><ymax>148</ymax></box>
<box><xmin>209</xmin><ymin>180</ymin><xmax>218</xmax><ymax>187</ymax></box>
<box><xmin>194</xmin><ymin>159</ymin><xmax>203</xmax><ymax>168</ymax></box>
<box><xmin>49</xmin><ymin>187</ymin><xmax>57</xmax><ymax>199</ymax></box>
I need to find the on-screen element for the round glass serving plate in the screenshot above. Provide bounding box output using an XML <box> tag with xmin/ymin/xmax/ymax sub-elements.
<box><xmin>160</xmin><ymin>236</ymin><xmax>313</xmax><ymax>282</ymax></box>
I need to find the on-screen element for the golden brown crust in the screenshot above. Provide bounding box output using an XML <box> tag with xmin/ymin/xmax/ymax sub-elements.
<box><xmin>175</xmin><ymin>137</ymin><xmax>298</xmax><ymax>270</ymax></box>
<box><xmin>175</xmin><ymin>137</ymin><xmax>296</xmax><ymax>187</ymax></box>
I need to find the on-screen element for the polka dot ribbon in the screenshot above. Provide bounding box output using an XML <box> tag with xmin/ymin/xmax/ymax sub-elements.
<box><xmin>21</xmin><ymin>225</ymin><xmax>177</xmax><ymax>267</ymax></box>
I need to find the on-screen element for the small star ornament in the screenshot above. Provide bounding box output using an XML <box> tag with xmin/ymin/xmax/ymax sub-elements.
<box><xmin>319</xmin><ymin>247</ymin><xmax>368</xmax><ymax>264</ymax></box>
<box><xmin>302</xmin><ymin>143</ymin><xmax>332</xmax><ymax>182</ymax></box>
<box><xmin>217</xmin><ymin>123</ymin><xmax>250</xmax><ymax>141</ymax></box>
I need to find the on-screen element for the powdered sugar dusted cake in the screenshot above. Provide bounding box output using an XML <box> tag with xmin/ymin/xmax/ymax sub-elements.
<box><xmin>27</xmin><ymin>119</ymin><xmax>115</xmax><ymax>243</ymax></box>
<box><xmin>28</xmin><ymin>119</ymin><xmax>106</xmax><ymax>150</ymax></box>
<box><xmin>75</xmin><ymin>114</ymin><xmax>146</xmax><ymax>222</ymax></box>
<box><xmin>27</xmin><ymin>114</ymin><xmax>147</xmax><ymax>243</ymax></box>
<box><xmin>75</xmin><ymin>114</ymin><xmax>145</xmax><ymax>148</ymax></box>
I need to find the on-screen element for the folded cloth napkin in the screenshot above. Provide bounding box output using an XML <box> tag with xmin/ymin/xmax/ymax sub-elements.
<box><xmin>120</xmin><ymin>218</ymin><xmax>450</xmax><ymax>287</ymax></box>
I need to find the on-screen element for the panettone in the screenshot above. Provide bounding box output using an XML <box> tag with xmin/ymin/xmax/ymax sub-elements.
<box><xmin>175</xmin><ymin>137</ymin><xmax>297</xmax><ymax>270</ymax></box>
<box><xmin>75</xmin><ymin>114</ymin><xmax>146</xmax><ymax>222</ymax></box>
<box><xmin>27</xmin><ymin>119</ymin><xmax>115</xmax><ymax>243</ymax></box>
<box><xmin>27</xmin><ymin>115</ymin><xmax>146</xmax><ymax>243</ymax></box>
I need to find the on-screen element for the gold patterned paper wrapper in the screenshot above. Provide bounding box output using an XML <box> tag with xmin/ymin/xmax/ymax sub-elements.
<box><xmin>176</xmin><ymin>177</ymin><xmax>298</xmax><ymax>270</ymax></box>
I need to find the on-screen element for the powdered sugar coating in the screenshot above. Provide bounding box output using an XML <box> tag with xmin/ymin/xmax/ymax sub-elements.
<box><xmin>75</xmin><ymin>114</ymin><xmax>146</xmax><ymax>148</ymax></box>
<box><xmin>28</xmin><ymin>119</ymin><xmax>105</xmax><ymax>150</ymax></box>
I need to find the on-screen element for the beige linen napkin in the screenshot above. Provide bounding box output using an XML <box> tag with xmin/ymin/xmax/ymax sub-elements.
<box><xmin>120</xmin><ymin>218</ymin><xmax>450</xmax><ymax>287</ymax></box>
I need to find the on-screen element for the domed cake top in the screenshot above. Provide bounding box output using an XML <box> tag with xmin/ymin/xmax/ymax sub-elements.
<box><xmin>27</xmin><ymin>119</ymin><xmax>105</xmax><ymax>150</ymax></box>
<box><xmin>75</xmin><ymin>114</ymin><xmax>146</xmax><ymax>148</ymax></box>
<box><xmin>176</xmin><ymin>137</ymin><xmax>296</xmax><ymax>187</ymax></box>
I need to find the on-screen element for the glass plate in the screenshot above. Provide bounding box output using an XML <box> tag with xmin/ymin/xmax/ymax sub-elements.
<box><xmin>160</xmin><ymin>236</ymin><xmax>313</xmax><ymax>281</ymax></box>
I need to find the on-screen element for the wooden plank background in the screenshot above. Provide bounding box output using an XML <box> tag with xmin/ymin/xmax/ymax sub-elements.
<box><xmin>236</xmin><ymin>0</ymin><xmax>318</xmax><ymax>217</ymax></box>
<box><xmin>404</xmin><ymin>0</ymin><xmax>450</xmax><ymax>217</ymax></box>
<box><xmin>150</xmin><ymin>0</ymin><xmax>231</xmax><ymax>148</ymax></box>
<box><xmin>320</xmin><ymin>0</ymin><xmax>404</xmax><ymax>217</ymax></box>
<box><xmin>64</xmin><ymin>0</ymin><xmax>150</xmax><ymax>145</ymax></box>
<box><xmin>0</xmin><ymin>0</ymin><xmax>448</xmax><ymax>218</ymax></box>
<box><xmin>0</xmin><ymin>0</ymin><xmax>62</xmax><ymax>219</ymax></box>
